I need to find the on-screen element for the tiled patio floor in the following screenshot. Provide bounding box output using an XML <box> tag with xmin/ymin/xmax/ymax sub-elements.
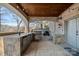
<box><xmin>24</xmin><ymin>41</ymin><xmax>72</xmax><ymax>56</ymax></box>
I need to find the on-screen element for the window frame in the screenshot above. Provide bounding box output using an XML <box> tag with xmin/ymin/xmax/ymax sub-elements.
<box><xmin>0</xmin><ymin>6</ymin><xmax>26</xmax><ymax>36</ymax></box>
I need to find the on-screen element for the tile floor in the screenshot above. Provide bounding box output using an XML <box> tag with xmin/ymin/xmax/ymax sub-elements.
<box><xmin>24</xmin><ymin>41</ymin><xmax>72</xmax><ymax>56</ymax></box>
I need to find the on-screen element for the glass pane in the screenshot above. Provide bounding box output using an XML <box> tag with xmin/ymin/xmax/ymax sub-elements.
<box><xmin>0</xmin><ymin>7</ymin><xmax>17</xmax><ymax>32</ymax></box>
<box><xmin>0</xmin><ymin>6</ymin><xmax>25</xmax><ymax>33</ymax></box>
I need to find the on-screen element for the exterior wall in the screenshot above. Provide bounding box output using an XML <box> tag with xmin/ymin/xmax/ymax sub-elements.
<box><xmin>55</xmin><ymin>21</ymin><xmax>64</xmax><ymax>35</ymax></box>
<box><xmin>56</xmin><ymin>21</ymin><xmax>64</xmax><ymax>44</ymax></box>
<box><xmin>47</xmin><ymin>4</ymin><xmax>79</xmax><ymax>36</ymax></box>
<box><xmin>48</xmin><ymin>20</ymin><xmax>64</xmax><ymax>35</ymax></box>
<box><xmin>58</xmin><ymin>3</ymin><xmax>79</xmax><ymax>35</ymax></box>
<box><xmin>50</xmin><ymin>3</ymin><xmax>79</xmax><ymax>44</ymax></box>
<box><xmin>57</xmin><ymin>3</ymin><xmax>79</xmax><ymax>36</ymax></box>
<box><xmin>58</xmin><ymin>3</ymin><xmax>79</xmax><ymax>48</ymax></box>
<box><xmin>59</xmin><ymin>3</ymin><xmax>79</xmax><ymax>21</ymax></box>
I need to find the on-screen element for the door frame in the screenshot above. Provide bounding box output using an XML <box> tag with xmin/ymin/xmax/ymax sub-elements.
<box><xmin>64</xmin><ymin>15</ymin><xmax>79</xmax><ymax>49</ymax></box>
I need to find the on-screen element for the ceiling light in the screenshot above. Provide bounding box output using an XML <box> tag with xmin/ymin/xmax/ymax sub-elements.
<box><xmin>16</xmin><ymin>6</ymin><xmax>19</xmax><ymax>8</ymax></box>
<box><xmin>23</xmin><ymin>9</ymin><xmax>25</xmax><ymax>11</ymax></box>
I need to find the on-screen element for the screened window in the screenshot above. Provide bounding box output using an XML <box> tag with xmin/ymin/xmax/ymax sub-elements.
<box><xmin>19</xmin><ymin>20</ymin><xmax>25</xmax><ymax>32</ymax></box>
<box><xmin>0</xmin><ymin>6</ymin><xmax>25</xmax><ymax>33</ymax></box>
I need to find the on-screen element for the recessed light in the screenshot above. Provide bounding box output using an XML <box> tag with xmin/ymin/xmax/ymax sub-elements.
<box><xmin>23</xmin><ymin>9</ymin><xmax>25</xmax><ymax>11</ymax></box>
<box><xmin>16</xmin><ymin>6</ymin><xmax>19</xmax><ymax>8</ymax></box>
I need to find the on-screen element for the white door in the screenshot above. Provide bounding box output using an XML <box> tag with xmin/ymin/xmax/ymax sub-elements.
<box><xmin>67</xmin><ymin>19</ymin><xmax>76</xmax><ymax>48</ymax></box>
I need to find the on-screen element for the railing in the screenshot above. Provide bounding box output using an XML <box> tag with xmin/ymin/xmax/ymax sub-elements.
<box><xmin>0</xmin><ymin>32</ymin><xmax>24</xmax><ymax>36</ymax></box>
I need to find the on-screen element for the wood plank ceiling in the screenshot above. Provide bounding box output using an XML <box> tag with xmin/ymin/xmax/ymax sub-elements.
<box><xmin>11</xmin><ymin>3</ymin><xmax>73</xmax><ymax>17</ymax></box>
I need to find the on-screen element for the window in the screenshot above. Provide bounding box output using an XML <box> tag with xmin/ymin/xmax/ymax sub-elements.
<box><xmin>42</xmin><ymin>21</ymin><xmax>49</xmax><ymax>30</ymax></box>
<box><xmin>0</xmin><ymin>6</ymin><xmax>25</xmax><ymax>33</ymax></box>
<box><xmin>29</xmin><ymin>20</ymin><xmax>49</xmax><ymax>32</ymax></box>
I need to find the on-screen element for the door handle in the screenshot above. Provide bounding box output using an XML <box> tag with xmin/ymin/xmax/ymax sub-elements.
<box><xmin>76</xmin><ymin>31</ymin><xmax>78</xmax><ymax>36</ymax></box>
<box><xmin>76</xmin><ymin>33</ymin><xmax>78</xmax><ymax>36</ymax></box>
